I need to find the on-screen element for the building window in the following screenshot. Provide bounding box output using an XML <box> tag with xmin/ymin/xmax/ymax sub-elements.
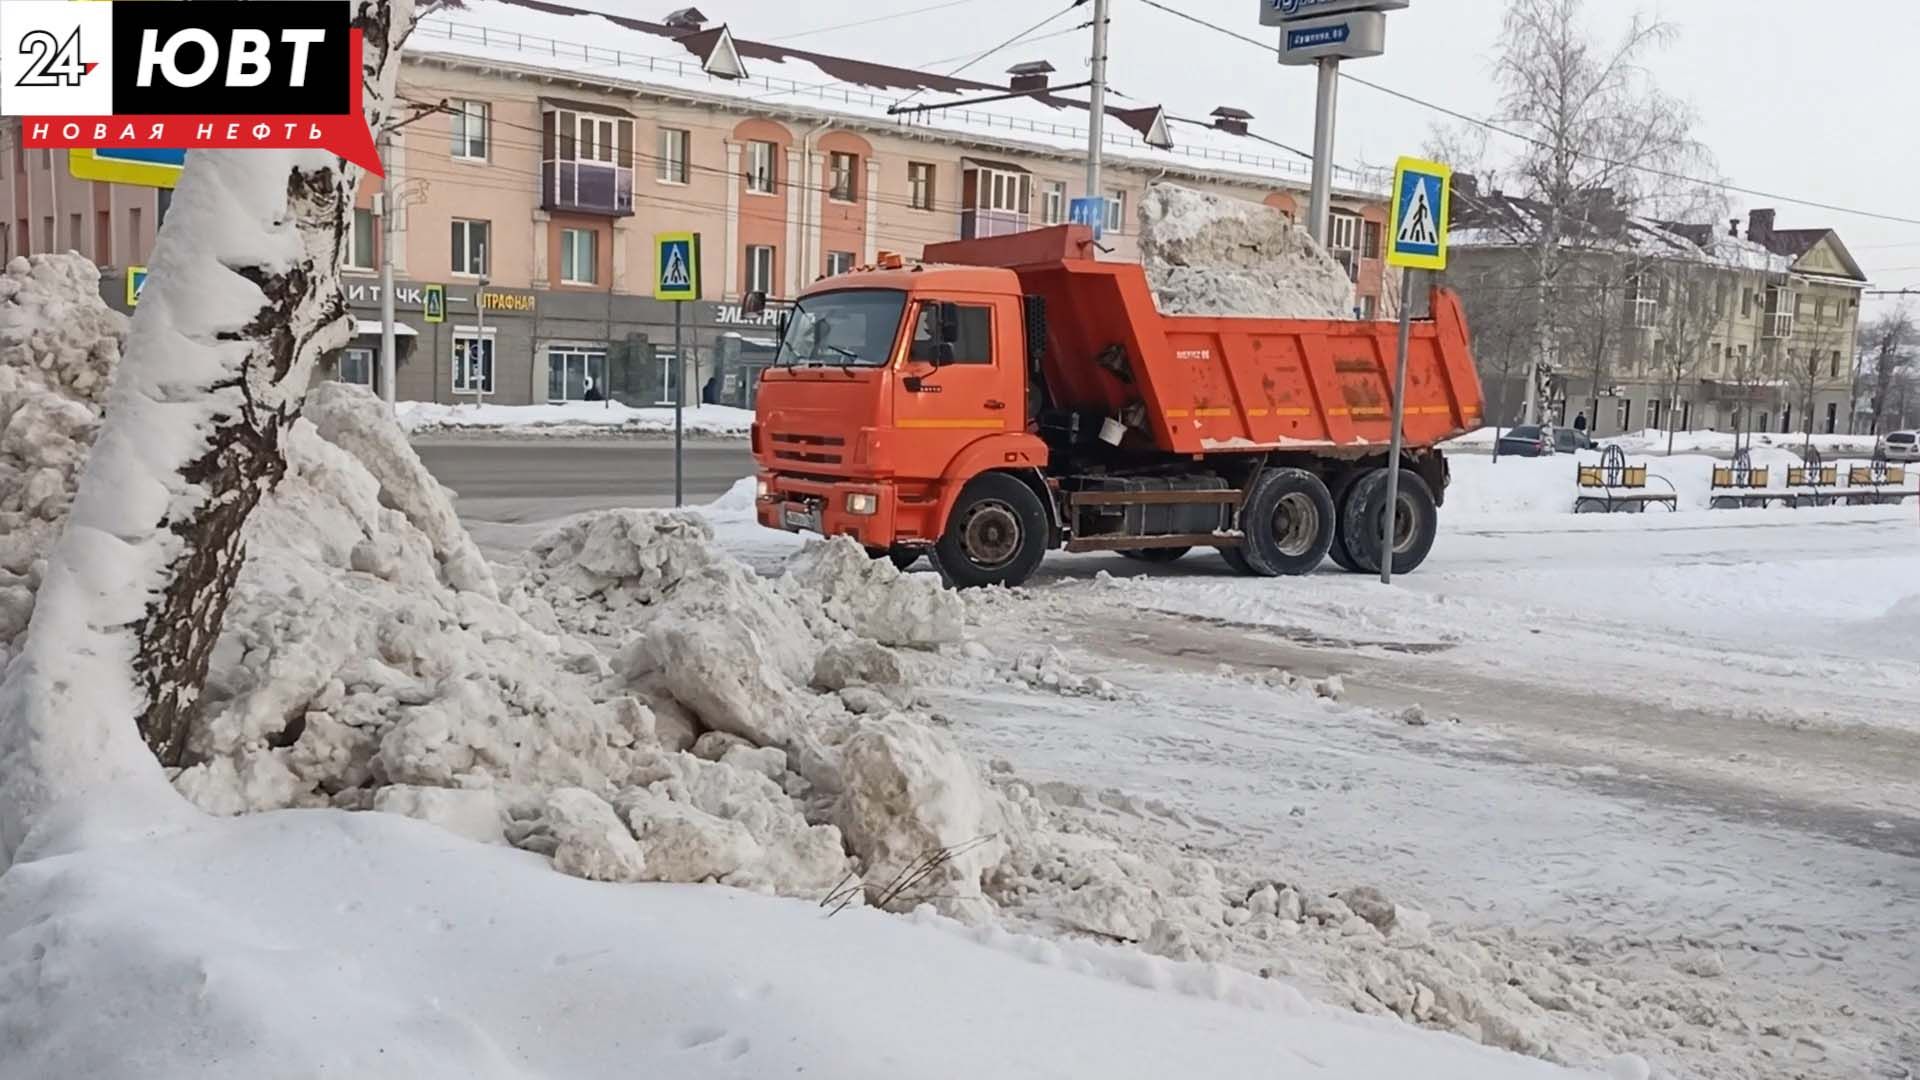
<box><xmin>547</xmin><ymin>345</ymin><xmax>608</xmax><ymax>403</ymax></box>
<box><xmin>1359</xmin><ymin>295</ymin><xmax>1377</xmax><ymax>320</ymax></box>
<box><xmin>1648</xmin><ymin>398</ymin><xmax>1664</xmax><ymax>429</ymax></box>
<box><xmin>746</xmin><ymin>140</ymin><xmax>777</xmax><ymax>194</ymax></box>
<box><xmin>67</xmin><ymin>213</ymin><xmax>81</xmax><ymax>253</ymax></box>
<box><xmin>1829</xmin><ymin>349</ymin><xmax>1841</xmax><ymax>379</ymax></box>
<box><xmin>340</xmin><ymin>347</ymin><xmax>375</xmax><ymax>387</ymax></box>
<box><xmin>1362</xmin><ymin>220</ymin><xmax>1383</xmax><ymax>260</ymax></box>
<box><xmin>829</xmin><ymin>152</ymin><xmax>859</xmax><ymax>202</ymax></box>
<box><xmin>1814</xmin><ymin>296</ymin><xmax>1827</xmax><ymax>321</ymax></box>
<box><xmin>450</xmin><ymin>219</ymin><xmax>490</xmax><ymax>277</ymax></box>
<box><xmin>1708</xmin><ymin>342</ymin><xmax>1722</xmax><ymax>377</ymax></box>
<box><xmin>746</xmin><ymin>244</ymin><xmax>775</xmax><ymax>295</ymax></box>
<box><xmin>1617</xmin><ymin>398</ymin><xmax>1632</xmax><ymax>431</ymax></box>
<box><xmin>94</xmin><ymin>211</ymin><xmax>111</xmax><ymax>265</ymax></box>
<box><xmin>1329</xmin><ymin>212</ymin><xmax>1360</xmax><ymax>252</ymax></box>
<box><xmin>346</xmin><ymin>207</ymin><xmax>376</xmax><ymax>270</ymax></box>
<box><xmin>657</xmin><ymin>127</ymin><xmax>690</xmax><ymax>183</ymax></box>
<box><xmin>1042</xmin><ymin>180</ymin><xmax>1066</xmax><ymax>225</ymax></box>
<box><xmin>1741</xmin><ymin>289</ymin><xmax>1753</xmax><ymax>317</ymax></box>
<box><xmin>560</xmin><ymin>227</ymin><xmax>598</xmax><ymax>285</ymax></box>
<box><xmin>1105</xmin><ymin>188</ymin><xmax>1127</xmax><ymax>234</ymax></box>
<box><xmin>452</xmin><ymin>100</ymin><xmax>489</xmax><ymax>161</ymax></box>
<box><xmin>452</xmin><ymin>332</ymin><xmax>496</xmax><ymax>395</ymax></box>
<box><xmin>544</xmin><ymin>108</ymin><xmax>636</xmax><ymax>215</ymax></box>
<box><xmin>1628</xmin><ymin>276</ymin><xmax>1658</xmax><ymax>329</ymax></box>
<box><xmin>1824</xmin><ymin>402</ymin><xmax>1838</xmax><ymax>434</ymax></box>
<box><xmin>1765</xmin><ymin>286</ymin><xmax>1795</xmax><ymax>339</ymax></box>
<box><xmin>908</xmin><ymin>162</ymin><xmax>935</xmax><ymax>210</ymax></box>
<box><xmin>825</xmin><ymin>250</ymin><xmax>855</xmax><ymax>276</ymax></box>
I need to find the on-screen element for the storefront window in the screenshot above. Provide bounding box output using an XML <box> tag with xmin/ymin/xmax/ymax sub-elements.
<box><xmin>453</xmin><ymin>332</ymin><xmax>495</xmax><ymax>395</ymax></box>
<box><xmin>548</xmin><ymin>346</ymin><xmax>608</xmax><ymax>403</ymax></box>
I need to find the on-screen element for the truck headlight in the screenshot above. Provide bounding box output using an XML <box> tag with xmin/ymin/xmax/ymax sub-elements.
<box><xmin>756</xmin><ymin>478</ymin><xmax>770</xmax><ymax>499</ymax></box>
<box><xmin>846</xmin><ymin>492</ymin><xmax>878</xmax><ymax>516</ymax></box>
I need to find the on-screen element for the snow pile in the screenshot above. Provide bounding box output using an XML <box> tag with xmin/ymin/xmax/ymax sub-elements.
<box><xmin>398</xmin><ymin>399</ymin><xmax>757</xmax><ymax>437</ymax></box>
<box><xmin>0</xmin><ymin>255</ymin><xmax>127</xmax><ymax>667</ymax></box>
<box><xmin>1140</xmin><ymin>183</ymin><xmax>1354</xmax><ymax>320</ymax></box>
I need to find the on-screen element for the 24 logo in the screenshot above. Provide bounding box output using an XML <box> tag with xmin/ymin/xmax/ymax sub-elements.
<box><xmin>14</xmin><ymin>26</ymin><xmax>97</xmax><ymax>88</ymax></box>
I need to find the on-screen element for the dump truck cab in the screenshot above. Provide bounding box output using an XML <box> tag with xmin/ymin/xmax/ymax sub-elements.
<box><xmin>752</xmin><ymin>259</ymin><xmax>1047</xmax><ymax>560</ymax></box>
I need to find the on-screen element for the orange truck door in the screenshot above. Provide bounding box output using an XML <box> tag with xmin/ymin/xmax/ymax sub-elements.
<box><xmin>893</xmin><ymin>295</ymin><xmax>1023</xmax><ymax>473</ymax></box>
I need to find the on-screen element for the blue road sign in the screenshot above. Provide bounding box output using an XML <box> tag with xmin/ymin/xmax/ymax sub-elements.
<box><xmin>1386</xmin><ymin>156</ymin><xmax>1452</xmax><ymax>271</ymax></box>
<box><xmin>1069</xmin><ymin>196</ymin><xmax>1106</xmax><ymax>240</ymax></box>
<box><xmin>1287</xmin><ymin>23</ymin><xmax>1351</xmax><ymax>49</ymax></box>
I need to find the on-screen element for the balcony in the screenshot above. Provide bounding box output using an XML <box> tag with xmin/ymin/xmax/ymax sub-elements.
<box><xmin>959</xmin><ymin>209</ymin><xmax>1029</xmax><ymax>241</ymax></box>
<box><xmin>543</xmin><ymin>160</ymin><xmax>634</xmax><ymax>217</ymax></box>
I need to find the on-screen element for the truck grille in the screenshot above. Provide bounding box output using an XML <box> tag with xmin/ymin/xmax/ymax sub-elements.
<box><xmin>771</xmin><ymin>432</ymin><xmax>846</xmax><ymax>466</ymax></box>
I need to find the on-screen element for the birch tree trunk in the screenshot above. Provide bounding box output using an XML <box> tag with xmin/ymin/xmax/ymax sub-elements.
<box><xmin>0</xmin><ymin>1</ymin><xmax>416</xmax><ymax>861</ymax></box>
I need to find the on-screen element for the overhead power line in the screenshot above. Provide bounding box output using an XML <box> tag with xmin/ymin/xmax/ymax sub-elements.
<box><xmin>768</xmin><ymin>0</ymin><xmax>990</xmax><ymax>43</ymax></box>
<box><xmin>1131</xmin><ymin>0</ymin><xmax>1920</xmax><ymax>229</ymax></box>
<box><xmin>889</xmin><ymin>1</ymin><xmax>1083</xmax><ymax>112</ymax></box>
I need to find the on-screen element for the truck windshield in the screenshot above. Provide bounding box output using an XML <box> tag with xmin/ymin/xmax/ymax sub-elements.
<box><xmin>774</xmin><ymin>289</ymin><xmax>907</xmax><ymax>368</ymax></box>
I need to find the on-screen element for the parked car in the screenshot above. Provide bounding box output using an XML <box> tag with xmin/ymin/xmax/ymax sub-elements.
<box><xmin>1884</xmin><ymin>431</ymin><xmax>1919</xmax><ymax>462</ymax></box>
<box><xmin>1495</xmin><ymin>425</ymin><xmax>1555</xmax><ymax>457</ymax></box>
<box><xmin>1553</xmin><ymin>428</ymin><xmax>1601</xmax><ymax>454</ymax></box>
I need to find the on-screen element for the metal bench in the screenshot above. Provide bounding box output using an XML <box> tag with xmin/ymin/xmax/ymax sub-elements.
<box><xmin>1574</xmin><ymin>448</ymin><xmax>1676</xmax><ymax>513</ymax></box>
<box><xmin>1843</xmin><ymin>460</ymin><xmax>1916</xmax><ymax>505</ymax></box>
<box><xmin>1708</xmin><ymin>459</ymin><xmax>1778</xmax><ymax>509</ymax></box>
<box><xmin>1783</xmin><ymin>457</ymin><xmax>1840</xmax><ymax>507</ymax></box>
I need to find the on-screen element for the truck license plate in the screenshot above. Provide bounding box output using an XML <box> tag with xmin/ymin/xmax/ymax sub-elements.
<box><xmin>783</xmin><ymin>504</ymin><xmax>820</xmax><ymax>532</ymax></box>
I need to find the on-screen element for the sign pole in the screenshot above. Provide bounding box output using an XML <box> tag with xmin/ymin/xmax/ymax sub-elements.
<box><xmin>377</xmin><ymin>131</ymin><xmax>397</xmax><ymax>412</ymax></box>
<box><xmin>673</xmin><ymin>300</ymin><xmax>685</xmax><ymax>508</ymax></box>
<box><xmin>1086</xmin><ymin>0</ymin><xmax>1110</xmax><ymax>201</ymax></box>
<box><xmin>1380</xmin><ymin>265</ymin><xmax>1416</xmax><ymax>585</ymax></box>
<box><xmin>1307</xmin><ymin>56</ymin><xmax>1338</xmax><ymax>246</ymax></box>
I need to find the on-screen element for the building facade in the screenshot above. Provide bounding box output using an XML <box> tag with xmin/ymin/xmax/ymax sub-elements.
<box><xmin>1</xmin><ymin>0</ymin><xmax>1394</xmax><ymax>409</ymax></box>
<box><xmin>1449</xmin><ymin>191</ymin><xmax>1867</xmax><ymax>438</ymax></box>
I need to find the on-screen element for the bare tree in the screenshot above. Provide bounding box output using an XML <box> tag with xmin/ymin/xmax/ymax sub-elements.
<box><xmin>0</xmin><ymin>1</ymin><xmax>420</xmax><ymax>858</ymax></box>
<box><xmin>1485</xmin><ymin>0</ymin><xmax>1709</xmax><ymax>425</ymax></box>
<box><xmin>1858</xmin><ymin>306</ymin><xmax>1915</xmax><ymax>436</ymax></box>
<box><xmin>1782</xmin><ymin>301</ymin><xmax>1852</xmax><ymax>453</ymax></box>
<box><xmin>1649</xmin><ymin>260</ymin><xmax>1724</xmax><ymax>453</ymax></box>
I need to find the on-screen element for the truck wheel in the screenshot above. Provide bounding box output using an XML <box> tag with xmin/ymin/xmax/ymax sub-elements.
<box><xmin>1242</xmin><ymin>468</ymin><xmax>1337</xmax><ymax>576</ymax></box>
<box><xmin>1217</xmin><ymin>546</ymin><xmax>1258</xmax><ymax>575</ymax></box>
<box><xmin>1325</xmin><ymin>473</ymin><xmax>1364</xmax><ymax>573</ymax></box>
<box><xmin>935</xmin><ymin>473</ymin><xmax>1049</xmax><ymax>589</ymax></box>
<box><xmin>1341</xmin><ymin>469</ymin><xmax>1438</xmax><ymax>575</ymax></box>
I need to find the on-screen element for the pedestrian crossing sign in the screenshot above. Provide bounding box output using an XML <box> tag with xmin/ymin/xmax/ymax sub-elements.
<box><xmin>423</xmin><ymin>284</ymin><xmax>446</xmax><ymax>324</ymax></box>
<box><xmin>654</xmin><ymin>232</ymin><xmax>702</xmax><ymax>302</ymax></box>
<box><xmin>1387</xmin><ymin>156</ymin><xmax>1452</xmax><ymax>271</ymax></box>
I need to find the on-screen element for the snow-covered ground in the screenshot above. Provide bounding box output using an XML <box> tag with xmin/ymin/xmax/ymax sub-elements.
<box><xmin>398</xmin><ymin>400</ymin><xmax>756</xmax><ymax>437</ymax></box>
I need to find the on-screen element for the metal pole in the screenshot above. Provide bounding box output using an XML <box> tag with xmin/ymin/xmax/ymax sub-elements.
<box><xmin>377</xmin><ymin>131</ymin><xmax>398</xmax><ymax>413</ymax></box>
<box><xmin>1380</xmin><ymin>267</ymin><xmax>1417</xmax><ymax>585</ymax></box>
<box><xmin>1306</xmin><ymin>57</ymin><xmax>1339</xmax><ymax>246</ymax></box>
<box><xmin>1085</xmin><ymin>0</ymin><xmax>1109</xmax><ymax>200</ymax></box>
<box><xmin>474</xmin><ymin>259</ymin><xmax>487</xmax><ymax>411</ymax></box>
<box><xmin>673</xmin><ymin>300</ymin><xmax>685</xmax><ymax>507</ymax></box>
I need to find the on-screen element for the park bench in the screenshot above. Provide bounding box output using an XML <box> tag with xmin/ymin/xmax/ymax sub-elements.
<box><xmin>1843</xmin><ymin>462</ymin><xmax>1916</xmax><ymax>506</ymax></box>
<box><xmin>1782</xmin><ymin>464</ymin><xmax>1839</xmax><ymax>508</ymax></box>
<box><xmin>1708</xmin><ymin>464</ymin><xmax>1774</xmax><ymax>509</ymax></box>
<box><xmin>1573</xmin><ymin>448</ymin><xmax>1677</xmax><ymax>513</ymax></box>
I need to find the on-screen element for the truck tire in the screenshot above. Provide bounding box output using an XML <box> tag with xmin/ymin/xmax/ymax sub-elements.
<box><xmin>1217</xmin><ymin>545</ymin><xmax>1258</xmax><ymax>575</ymax></box>
<box><xmin>1325</xmin><ymin>473</ymin><xmax>1364</xmax><ymax>573</ymax></box>
<box><xmin>935</xmin><ymin>473</ymin><xmax>1049</xmax><ymax>589</ymax></box>
<box><xmin>1340</xmin><ymin>469</ymin><xmax>1438</xmax><ymax>575</ymax></box>
<box><xmin>1241</xmin><ymin>468</ymin><xmax>1337</xmax><ymax>576</ymax></box>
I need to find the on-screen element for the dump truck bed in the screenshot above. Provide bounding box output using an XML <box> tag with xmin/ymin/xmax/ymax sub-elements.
<box><xmin>923</xmin><ymin>226</ymin><xmax>1485</xmax><ymax>455</ymax></box>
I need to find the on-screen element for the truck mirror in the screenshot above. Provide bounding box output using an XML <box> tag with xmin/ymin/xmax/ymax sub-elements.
<box><xmin>933</xmin><ymin>342</ymin><xmax>956</xmax><ymax>366</ymax></box>
<box><xmin>742</xmin><ymin>290</ymin><xmax>768</xmax><ymax>316</ymax></box>
<box><xmin>937</xmin><ymin>302</ymin><xmax>961</xmax><ymax>345</ymax></box>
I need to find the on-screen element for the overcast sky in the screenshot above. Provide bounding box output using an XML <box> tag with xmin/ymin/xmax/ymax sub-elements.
<box><xmin>579</xmin><ymin>0</ymin><xmax>1920</xmax><ymax>315</ymax></box>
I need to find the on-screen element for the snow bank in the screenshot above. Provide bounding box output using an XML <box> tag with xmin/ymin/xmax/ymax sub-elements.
<box><xmin>398</xmin><ymin>400</ymin><xmax>756</xmax><ymax>437</ymax></box>
<box><xmin>0</xmin><ymin>805</ymin><xmax>1593</xmax><ymax>1080</ymax></box>
<box><xmin>1444</xmin><ymin>447</ymin><xmax>1819</xmax><ymax>517</ymax></box>
<box><xmin>1140</xmin><ymin>183</ymin><xmax>1354</xmax><ymax>320</ymax></box>
<box><xmin>0</xmin><ymin>256</ymin><xmax>127</xmax><ymax>667</ymax></box>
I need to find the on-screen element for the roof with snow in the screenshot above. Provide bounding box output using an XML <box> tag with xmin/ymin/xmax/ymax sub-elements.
<box><xmin>406</xmin><ymin>0</ymin><xmax>1389</xmax><ymax>197</ymax></box>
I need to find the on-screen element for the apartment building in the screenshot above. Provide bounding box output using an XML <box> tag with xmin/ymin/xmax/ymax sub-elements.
<box><xmin>5</xmin><ymin>0</ymin><xmax>1393</xmax><ymax>408</ymax></box>
<box><xmin>1449</xmin><ymin>187</ymin><xmax>1867</xmax><ymax>438</ymax></box>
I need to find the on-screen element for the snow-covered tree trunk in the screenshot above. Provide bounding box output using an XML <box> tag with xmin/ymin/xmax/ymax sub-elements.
<box><xmin>0</xmin><ymin>1</ymin><xmax>415</xmax><ymax>860</ymax></box>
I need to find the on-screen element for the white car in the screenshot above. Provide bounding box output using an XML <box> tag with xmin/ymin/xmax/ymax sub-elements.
<box><xmin>1885</xmin><ymin>431</ymin><xmax>1919</xmax><ymax>462</ymax></box>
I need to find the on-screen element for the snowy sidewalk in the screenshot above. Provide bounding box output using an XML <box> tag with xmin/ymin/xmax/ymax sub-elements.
<box><xmin>398</xmin><ymin>400</ymin><xmax>755</xmax><ymax>438</ymax></box>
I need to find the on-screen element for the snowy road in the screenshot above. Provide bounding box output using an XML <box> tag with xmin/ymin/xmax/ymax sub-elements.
<box><xmin>472</xmin><ymin>487</ymin><xmax>1920</xmax><ymax>1077</ymax></box>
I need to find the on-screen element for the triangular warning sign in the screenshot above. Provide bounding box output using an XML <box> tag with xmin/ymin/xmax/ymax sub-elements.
<box><xmin>1398</xmin><ymin>179</ymin><xmax>1438</xmax><ymax>247</ymax></box>
<box><xmin>662</xmin><ymin>246</ymin><xmax>690</xmax><ymax>289</ymax></box>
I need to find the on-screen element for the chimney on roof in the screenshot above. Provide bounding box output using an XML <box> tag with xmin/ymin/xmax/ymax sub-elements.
<box><xmin>663</xmin><ymin>7</ymin><xmax>707</xmax><ymax>30</ymax></box>
<box><xmin>1748</xmin><ymin>208</ymin><xmax>1776</xmax><ymax>245</ymax></box>
<box><xmin>1455</xmin><ymin>172</ymin><xmax>1480</xmax><ymax>198</ymax></box>
<box><xmin>1209</xmin><ymin>106</ymin><xmax>1253</xmax><ymax>136</ymax></box>
<box><xmin>1729</xmin><ymin>218</ymin><xmax>1740</xmax><ymax>238</ymax></box>
<box><xmin>1006</xmin><ymin>60</ymin><xmax>1055</xmax><ymax>94</ymax></box>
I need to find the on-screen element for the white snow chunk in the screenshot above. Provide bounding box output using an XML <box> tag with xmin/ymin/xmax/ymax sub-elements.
<box><xmin>783</xmin><ymin>537</ymin><xmax>964</xmax><ymax>648</ymax></box>
<box><xmin>1140</xmin><ymin>183</ymin><xmax>1354</xmax><ymax>320</ymax></box>
<box><xmin>371</xmin><ymin>785</ymin><xmax>504</xmax><ymax>845</ymax></box>
<box><xmin>529</xmin><ymin>787</ymin><xmax>647</xmax><ymax>883</ymax></box>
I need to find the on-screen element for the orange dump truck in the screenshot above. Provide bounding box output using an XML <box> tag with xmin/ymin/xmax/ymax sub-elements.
<box><xmin>752</xmin><ymin>225</ymin><xmax>1484</xmax><ymax>588</ymax></box>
